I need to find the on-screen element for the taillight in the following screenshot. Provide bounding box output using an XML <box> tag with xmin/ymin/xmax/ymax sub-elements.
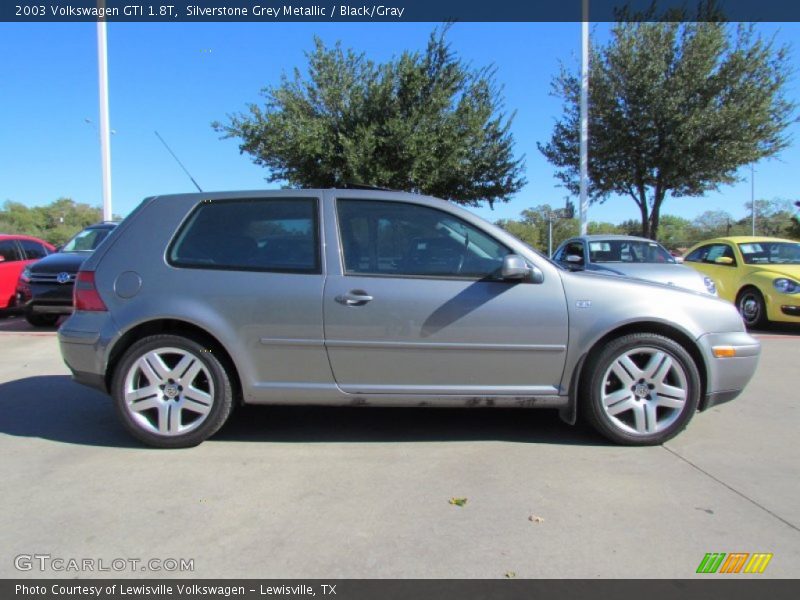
<box><xmin>74</xmin><ymin>271</ymin><xmax>107</xmax><ymax>311</ymax></box>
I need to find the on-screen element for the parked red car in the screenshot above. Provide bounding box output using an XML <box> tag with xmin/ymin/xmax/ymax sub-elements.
<box><xmin>0</xmin><ymin>234</ymin><xmax>56</xmax><ymax>312</ymax></box>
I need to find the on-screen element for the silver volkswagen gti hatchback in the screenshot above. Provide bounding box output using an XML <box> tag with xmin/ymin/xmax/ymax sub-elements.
<box><xmin>59</xmin><ymin>189</ymin><xmax>760</xmax><ymax>448</ymax></box>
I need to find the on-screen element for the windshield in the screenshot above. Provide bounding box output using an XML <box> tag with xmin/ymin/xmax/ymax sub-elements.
<box><xmin>588</xmin><ymin>240</ymin><xmax>675</xmax><ymax>264</ymax></box>
<box><xmin>738</xmin><ymin>241</ymin><xmax>800</xmax><ymax>265</ymax></box>
<box><xmin>62</xmin><ymin>227</ymin><xmax>112</xmax><ymax>252</ymax></box>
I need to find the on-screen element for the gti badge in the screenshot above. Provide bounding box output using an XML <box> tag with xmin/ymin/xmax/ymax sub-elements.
<box><xmin>576</xmin><ymin>300</ymin><xmax>592</xmax><ymax>308</ymax></box>
<box><xmin>56</xmin><ymin>272</ymin><xmax>71</xmax><ymax>284</ymax></box>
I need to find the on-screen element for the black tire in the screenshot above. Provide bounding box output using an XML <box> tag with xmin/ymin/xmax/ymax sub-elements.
<box><xmin>737</xmin><ymin>287</ymin><xmax>768</xmax><ymax>329</ymax></box>
<box><xmin>111</xmin><ymin>334</ymin><xmax>234</xmax><ymax>448</ymax></box>
<box><xmin>25</xmin><ymin>311</ymin><xmax>60</xmax><ymax>327</ymax></box>
<box><xmin>581</xmin><ymin>333</ymin><xmax>701</xmax><ymax>446</ymax></box>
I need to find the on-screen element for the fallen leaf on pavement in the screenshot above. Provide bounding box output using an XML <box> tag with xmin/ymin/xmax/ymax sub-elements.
<box><xmin>528</xmin><ymin>514</ymin><xmax>544</xmax><ymax>523</ymax></box>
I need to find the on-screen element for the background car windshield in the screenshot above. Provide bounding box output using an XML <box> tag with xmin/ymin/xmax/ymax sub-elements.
<box><xmin>738</xmin><ymin>242</ymin><xmax>800</xmax><ymax>265</ymax></box>
<box><xmin>589</xmin><ymin>240</ymin><xmax>675</xmax><ymax>264</ymax></box>
<box><xmin>62</xmin><ymin>228</ymin><xmax>111</xmax><ymax>252</ymax></box>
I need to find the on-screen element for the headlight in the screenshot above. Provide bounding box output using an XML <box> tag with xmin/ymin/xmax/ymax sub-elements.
<box><xmin>20</xmin><ymin>267</ymin><xmax>32</xmax><ymax>283</ymax></box>
<box><xmin>703</xmin><ymin>276</ymin><xmax>717</xmax><ymax>296</ymax></box>
<box><xmin>773</xmin><ymin>278</ymin><xmax>800</xmax><ymax>294</ymax></box>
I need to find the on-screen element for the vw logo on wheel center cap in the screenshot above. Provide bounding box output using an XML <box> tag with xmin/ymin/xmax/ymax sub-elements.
<box><xmin>634</xmin><ymin>383</ymin><xmax>650</xmax><ymax>398</ymax></box>
<box><xmin>164</xmin><ymin>384</ymin><xmax>179</xmax><ymax>399</ymax></box>
<box><xmin>56</xmin><ymin>272</ymin><xmax>71</xmax><ymax>284</ymax></box>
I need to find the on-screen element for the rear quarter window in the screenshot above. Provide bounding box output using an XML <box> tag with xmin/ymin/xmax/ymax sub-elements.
<box><xmin>168</xmin><ymin>198</ymin><xmax>321</xmax><ymax>274</ymax></box>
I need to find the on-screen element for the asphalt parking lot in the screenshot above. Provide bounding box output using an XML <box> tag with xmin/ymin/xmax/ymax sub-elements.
<box><xmin>1</xmin><ymin>314</ymin><xmax>798</xmax><ymax>579</ymax></box>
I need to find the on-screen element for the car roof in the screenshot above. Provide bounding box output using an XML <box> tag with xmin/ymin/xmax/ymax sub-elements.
<box><xmin>0</xmin><ymin>233</ymin><xmax>53</xmax><ymax>244</ymax></box>
<box><xmin>85</xmin><ymin>222</ymin><xmax>119</xmax><ymax>229</ymax></box>
<box><xmin>146</xmin><ymin>188</ymin><xmax>432</xmax><ymax>203</ymax></box>
<box><xmin>694</xmin><ymin>236</ymin><xmax>799</xmax><ymax>245</ymax></box>
<box><xmin>568</xmin><ymin>234</ymin><xmax>661</xmax><ymax>243</ymax></box>
<box><xmin>717</xmin><ymin>235</ymin><xmax>797</xmax><ymax>244</ymax></box>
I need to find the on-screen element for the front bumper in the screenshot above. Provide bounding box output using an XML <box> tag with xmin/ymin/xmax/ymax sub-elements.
<box><xmin>697</xmin><ymin>331</ymin><xmax>760</xmax><ymax>411</ymax></box>
<box><xmin>17</xmin><ymin>281</ymin><xmax>75</xmax><ymax>315</ymax></box>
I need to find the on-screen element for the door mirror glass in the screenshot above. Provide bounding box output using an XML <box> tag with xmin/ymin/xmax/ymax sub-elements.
<box><xmin>501</xmin><ymin>254</ymin><xmax>531</xmax><ymax>280</ymax></box>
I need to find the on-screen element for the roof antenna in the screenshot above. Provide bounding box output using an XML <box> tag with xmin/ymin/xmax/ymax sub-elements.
<box><xmin>154</xmin><ymin>130</ymin><xmax>203</xmax><ymax>192</ymax></box>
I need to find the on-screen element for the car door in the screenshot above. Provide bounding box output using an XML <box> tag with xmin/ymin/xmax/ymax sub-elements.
<box><xmin>166</xmin><ymin>194</ymin><xmax>330</xmax><ymax>401</ymax></box>
<box><xmin>685</xmin><ymin>243</ymin><xmax>738</xmax><ymax>300</ymax></box>
<box><xmin>0</xmin><ymin>239</ymin><xmax>24</xmax><ymax>309</ymax></box>
<box><xmin>322</xmin><ymin>195</ymin><xmax>569</xmax><ymax>396</ymax></box>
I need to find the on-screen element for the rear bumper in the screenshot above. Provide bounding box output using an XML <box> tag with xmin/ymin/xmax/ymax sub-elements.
<box><xmin>697</xmin><ymin>331</ymin><xmax>760</xmax><ymax>411</ymax></box>
<box><xmin>58</xmin><ymin>312</ymin><xmax>117</xmax><ymax>394</ymax></box>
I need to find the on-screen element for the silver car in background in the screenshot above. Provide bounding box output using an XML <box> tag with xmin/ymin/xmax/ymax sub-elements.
<box><xmin>554</xmin><ymin>235</ymin><xmax>718</xmax><ymax>295</ymax></box>
<box><xmin>58</xmin><ymin>190</ymin><xmax>759</xmax><ymax>448</ymax></box>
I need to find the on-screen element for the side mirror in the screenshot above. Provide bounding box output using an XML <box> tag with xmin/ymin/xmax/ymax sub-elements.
<box><xmin>714</xmin><ymin>256</ymin><xmax>734</xmax><ymax>265</ymax></box>
<box><xmin>564</xmin><ymin>254</ymin><xmax>584</xmax><ymax>271</ymax></box>
<box><xmin>501</xmin><ymin>254</ymin><xmax>543</xmax><ymax>283</ymax></box>
<box><xmin>501</xmin><ymin>254</ymin><xmax>529</xmax><ymax>279</ymax></box>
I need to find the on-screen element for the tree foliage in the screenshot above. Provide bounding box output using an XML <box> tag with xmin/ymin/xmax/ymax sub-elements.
<box><xmin>496</xmin><ymin>205</ymin><xmax>579</xmax><ymax>255</ymax></box>
<box><xmin>539</xmin><ymin>20</ymin><xmax>796</xmax><ymax>239</ymax></box>
<box><xmin>496</xmin><ymin>198</ymin><xmax>798</xmax><ymax>257</ymax></box>
<box><xmin>214</xmin><ymin>26</ymin><xmax>526</xmax><ymax>208</ymax></box>
<box><xmin>0</xmin><ymin>198</ymin><xmax>103</xmax><ymax>246</ymax></box>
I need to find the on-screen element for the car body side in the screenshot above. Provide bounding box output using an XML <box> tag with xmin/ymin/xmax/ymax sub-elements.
<box><xmin>683</xmin><ymin>236</ymin><xmax>800</xmax><ymax>325</ymax></box>
<box><xmin>0</xmin><ymin>234</ymin><xmax>56</xmax><ymax>310</ymax></box>
<box><xmin>59</xmin><ymin>190</ymin><xmax>758</xmax><ymax>424</ymax></box>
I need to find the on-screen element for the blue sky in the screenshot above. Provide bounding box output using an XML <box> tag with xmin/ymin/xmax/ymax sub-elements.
<box><xmin>1</xmin><ymin>21</ymin><xmax>799</xmax><ymax>226</ymax></box>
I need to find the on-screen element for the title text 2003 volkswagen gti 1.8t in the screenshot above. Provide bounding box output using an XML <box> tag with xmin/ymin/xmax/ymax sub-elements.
<box><xmin>58</xmin><ymin>189</ymin><xmax>760</xmax><ymax>448</ymax></box>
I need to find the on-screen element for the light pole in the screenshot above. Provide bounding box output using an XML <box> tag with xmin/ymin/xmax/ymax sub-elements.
<box><xmin>579</xmin><ymin>0</ymin><xmax>590</xmax><ymax>235</ymax></box>
<box><xmin>751</xmin><ymin>164</ymin><xmax>756</xmax><ymax>236</ymax></box>
<box><xmin>96</xmin><ymin>9</ymin><xmax>113</xmax><ymax>222</ymax></box>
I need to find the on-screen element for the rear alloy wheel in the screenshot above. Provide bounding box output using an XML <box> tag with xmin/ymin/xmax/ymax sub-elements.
<box><xmin>25</xmin><ymin>311</ymin><xmax>60</xmax><ymax>327</ymax></box>
<box><xmin>582</xmin><ymin>333</ymin><xmax>701</xmax><ymax>445</ymax></box>
<box><xmin>111</xmin><ymin>334</ymin><xmax>234</xmax><ymax>448</ymax></box>
<box><xmin>737</xmin><ymin>288</ymin><xmax>767</xmax><ymax>329</ymax></box>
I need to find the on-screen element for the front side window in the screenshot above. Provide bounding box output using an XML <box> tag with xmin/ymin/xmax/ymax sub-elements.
<box><xmin>702</xmin><ymin>244</ymin><xmax>737</xmax><ymax>266</ymax></box>
<box><xmin>337</xmin><ymin>199</ymin><xmax>510</xmax><ymax>278</ymax></box>
<box><xmin>19</xmin><ymin>239</ymin><xmax>50</xmax><ymax>259</ymax></box>
<box><xmin>169</xmin><ymin>198</ymin><xmax>320</xmax><ymax>273</ymax></box>
<box><xmin>0</xmin><ymin>240</ymin><xmax>21</xmax><ymax>262</ymax></box>
<box><xmin>558</xmin><ymin>241</ymin><xmax>585</xmax><ymax>264</ymax></box>
<box><xmin>684</xmin><ymin>245</ymin><xmax>712</xmax><ymax>263</ymax></box>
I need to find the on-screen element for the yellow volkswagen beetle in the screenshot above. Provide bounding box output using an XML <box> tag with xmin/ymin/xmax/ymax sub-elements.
<box><xmin>683</xmin><ymin>236</ymin><xmax>800</xmax><ymax>327</ymax></box>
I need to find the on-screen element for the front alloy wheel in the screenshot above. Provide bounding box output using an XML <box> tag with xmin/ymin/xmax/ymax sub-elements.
<box><xmin>582</xmin><ymin>333</ymin><xmax>701</xmax><ymax>445</ymax></box>
<box><xmin>737</xmin><ymin>288</ymin><xmax>767</xmax><ymax>329</ymax></box>
<box><xmin>112</xmin><ymin>334</ymin><xmax>234</xmax><ymax>448</ymax></box>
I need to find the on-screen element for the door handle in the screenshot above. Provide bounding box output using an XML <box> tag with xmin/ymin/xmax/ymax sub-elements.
<box><xmin>335</xmin><ymin>290</ymin><xmax>374</xmax><ymax>306</ymax></box>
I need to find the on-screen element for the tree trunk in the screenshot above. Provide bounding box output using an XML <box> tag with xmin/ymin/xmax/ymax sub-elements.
<box><xmin>637</xmin><ymin>185</ymin><xmax>650</xmax><ymax>238</ymax></box>
<box><xmin>648</xmin><ymin>187</ymin><xmax>665</xmax><ymax>240</ymax></box>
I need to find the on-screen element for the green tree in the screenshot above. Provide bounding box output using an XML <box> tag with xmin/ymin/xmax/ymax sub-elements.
<box><xmin>539</xmin><ymin>20</ymin><xmax>796</xmax><ymax>239</ymax></box>
<box><xmin>496</xmin><ymin>204</ymin><xmax>579</xmax><ymax>255</ymax></box>
<box><xmin>692</xmin><ymin>210</ymin><xmax>735</xmax><ymax>238</ymax></box>
<box><xmin>214</xmin><ymin>26</ymin><xmax>526</xmax><ymax>208</ymax></box>
<box><xmin>743</xmin><ymin>198</ymin><xmax>798</xmax><ymax>238</ymax></box>
<box><xmin>655</xmin><ymin>214</ymin><xmax>694</xmax><ymax>249</ymax></box>
<box><xmin>790</xmin><ymin>201</ymin><xmax>800</xmax><ymax>239</ymax></box>
<box><xmin>586</xmin><ymin>221</ymin><xmax>621</xmax><ymax>235</ymax></box>
<box><xmin>0</xmin><ymin>198</ymin><xmax>102</xmax><ymax>245</ymax></box>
